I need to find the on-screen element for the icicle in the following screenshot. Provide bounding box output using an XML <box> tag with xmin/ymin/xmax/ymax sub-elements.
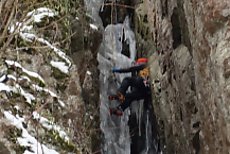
<box><xmin>138</xmin><ymin>101</ymin><xmax>143</xmax><ymax>136</ymax></box>
<box><xmin>100</xmin><ymin>0</ymin><xmax>105</xmax><ymax>12</ymax></box>
<box><xmin>145</xmin><ymin>111</ymin><xmax>150</xmax><ymax>153</ymax></box>
<box><xmin>123</xmin><ymin>16</ymin><xmax>136</xmax><ymax>61</ymax></box>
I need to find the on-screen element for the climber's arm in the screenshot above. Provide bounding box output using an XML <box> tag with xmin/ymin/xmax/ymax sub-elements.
<box><xmin>112</xmin><ymin>64</ymin><xmax>146</xmax><ymax>73</ymax></box>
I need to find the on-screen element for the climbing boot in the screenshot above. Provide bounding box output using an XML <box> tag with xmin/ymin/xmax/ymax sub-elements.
<box><xmin>109</xmin><ymin>107</ymin><xmax>123</xmax><ymax>116</ymax></box>
<box><xmin>108</xmin><ymin>92</ymin><xmax>125</xmax><ymax>103</ymax></box>
<box><xmin>117</xmin><ymin>92</ymin><xmax>125</xmax><ymax>103</ymax></box>
<box><xmin>108</xmin><ymin>95</ymin><xmax>118</xmax><ymax>101</ymax></box>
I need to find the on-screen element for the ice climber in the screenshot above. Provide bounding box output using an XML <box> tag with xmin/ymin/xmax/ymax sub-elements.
<box><xmin>109</xmin><ymin>57</ymin><xmax>151</xmax><ymax>116</ymax></box>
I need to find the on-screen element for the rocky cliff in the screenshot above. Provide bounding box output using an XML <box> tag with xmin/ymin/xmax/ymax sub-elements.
<box><xmin>0</xmin><ymin>0</ymin><xmax>101</xmax><ymax>153</ymax></box>
<box><xmin>1</xmin><ymin>0</ymin><xmax>230</xmax><ymax>153</ymax></box>
<box><xmin>135</xmin><ymin>0</ymin><xmax>230</xmax><ymax>153</ymax></box>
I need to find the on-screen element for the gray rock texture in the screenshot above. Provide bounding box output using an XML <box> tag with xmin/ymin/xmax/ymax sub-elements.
<box><xmin>135</xmin><ymin>0</ymin><xmax>230</xmax><ymax>153</ymax></box>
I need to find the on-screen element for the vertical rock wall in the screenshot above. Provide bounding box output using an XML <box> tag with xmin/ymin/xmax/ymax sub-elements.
<box><xmin>70</xmin><ymin>8</ymin><xmax>102</xmax><ymax>152</ymax></box>
<box><xmin>135</xmin><ymin>0</ymin><xmax>230</xmax><ymax>153</ymax></box>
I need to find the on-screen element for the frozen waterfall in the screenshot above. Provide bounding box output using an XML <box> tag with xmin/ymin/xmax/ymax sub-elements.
<box><xmin>84</xmin><ymin>0</ymin><xmax>160</xmax><ymax>153</ymax></box>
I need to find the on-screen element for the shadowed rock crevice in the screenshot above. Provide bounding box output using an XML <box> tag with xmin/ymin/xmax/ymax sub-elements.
<box><xmin>70</xmin><ymin>7</ymin><xmax>102</xmax><ymax>153</ymax></box>
<box><xmin>171</xmin><ymin>1</ymin><xmax>192</xmax><ymax>54</ymax></box>
<box><xmin>192</xmin><ymin>130</ymin><xmax>200</xmax><ymax>154</ymax></box>
<box><xmin>120</xmin><ymin>29</ymin><xmax>131</xmax><ymax>58</ymax></box>
<box><xmin>161</xmin><ymin>0</ymin><xmax>168</xmax><ymax>17</ymax></box>
<box><xmin>129</xmin><ymin>114</ymin><xmax>146</xmax><ymax>153</ymax></box>
<box><xmin>176</xmin><ymin>0</ymin><xmax>192</xmax><ymax>54</ymax></box>
<box><xmin>99</xmin><ymin>0</ymin><xmax>135</xmax><ymax>28</ymax></box>
<box><xmin>171</xmin><ymin>7</ymin><xmax>182</xmax><ymax>49</ymax></box>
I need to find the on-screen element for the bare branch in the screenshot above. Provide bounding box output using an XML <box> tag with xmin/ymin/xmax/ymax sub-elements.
<box><xmin>0</xmin><ymin>0</ymin><xmax>16</xmax><ymax>46</ymax></box>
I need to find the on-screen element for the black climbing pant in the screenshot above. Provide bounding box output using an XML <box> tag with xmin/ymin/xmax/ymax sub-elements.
<box><xmin>117</xmin><ymin>76</ymin><xmax>151</xmax><ymax>111</ymax></box>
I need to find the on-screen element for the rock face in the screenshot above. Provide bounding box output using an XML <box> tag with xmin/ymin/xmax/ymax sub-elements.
<box><xmin>135</xmin><ymin>0</ymin><xmax>230</xmax><ymax>154</ymax></box>
<box><xmin>0</xmin><ymin>1</ymin><xmax>101</xmax><ymax>153</ymax></box>
<box><xmin>70</xmin><ymin>9</ymin><xmax>102</xmax><ymax>152</ymax></box>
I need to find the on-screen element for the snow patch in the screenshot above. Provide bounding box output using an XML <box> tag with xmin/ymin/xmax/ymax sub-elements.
<box><xmin>0</xmin><ymin>83</ymin><xmax>13</xmax><ymax>92</ymax></box>
<box><xmin>35</xmin><ymin>37</ymin><xmax>71</xmax><ymax>67</ymax></box>
<box><xmin>4</xmin><ymin>111</ymin><xmax>59</xmax><ymax>154</ymax></box>
<box><xmin>19</xmin><ymin>75</ymin><xmax>32</xmax><ymax>82</ymax></box>
<box><xmin>14</xmin><ymin>105</ymin><xmax>20</xmax><ymax>111</ymax></box>
<box><xmin>50</xmin><ymin>61</ymin><xmax>69</xmax><ymax>74</ymax></box>
<box><xmin>7</xmin><ymin>74</ymin><xmax>17</xmax><ymax>81</ymax></box>
<box><xmin>18</xmin><ymin>32</ymin><xmax>71</xmax><ymax>68</ymax></box>
<box><xmin>8</xmin><ymin>7</ymin><xmax>72</xmax><ymax>72</ymax></box>
<box><xmin>15</xmin><ymin>84</ymin><xmax>35</xmax><ymax>104</ymax></box>
<box><xmin>32</xmin><ymin>84</ymin><xmax>65</xmax><ymax>107</ymax></box>
<box><xmin>27</xmin><ymin>7</ymin><xmax>57</xmax><ymax>23</ymax></box>
<box><xmin>90</xmin><ymin>23</ymin><xmax>98</xmax><ymax>30</ymax></box>
<box><xmin>33</xmin><ymin>112</ymin><xmax>69</xmax><ymax>142</ymax></box>
<box><xmin>86</xmin><ymin>71</ymin><xmax>92</xmax><ymax>75</ymax></box>
<box><xmin>0</xmin><ymin>75</ymin><xmax>7</xmax><ymax>82</ymax></box>
<box><xmin>5</xmin><ymin>60</ymin><xmax>45</xmax><ymax>84</ymax></box>
<box><xmin>0</xmin><ymin>79</ymin><xmax>35</xmax><ymax>104</ymax></box>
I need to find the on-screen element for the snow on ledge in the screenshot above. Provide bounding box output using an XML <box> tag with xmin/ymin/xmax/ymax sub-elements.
<box><xmin>16</xmin><ymin>84</ymin><xmax>35</xmax><ymax>104</ymax></box>
<box><xmin>7</xmin><ymin>74</ymin><xmax>17</xmax><ymax>81</ymax></box>
<box><xmin>27</xmin><ymin>7</ymin><xmax>58</xmax><ymax>23</ymax></box>
<box><xmin>32</xmin><ymin>84</ymin><xmax>65</xmax><ymax>107</ymax></box>
<box><xmin>0</xmin><ymin>74</ymin><xmax>65</xmax><ymax>107</ymax></box>
<box><xmin>18</xmin><ymin>32</ymin><xmax>71</xmax><ymax>69</ymax></box>
<box><xmin>0</xmin><ymin>73</ymin><xmax>65</xmax><ymax>107</ymax></box>
<box><xmin>5</xmin><ymin>60</ymin><xmax>45</xmax><ymax>84</ymax></box>
<box><xmin>0</xmin><ymin>82</ymin><xmax>35</xmax><ymax>104</ymax></box>
<box><xmin>0</xmin><ymin>83</ymin><xmax>13</xmax><ymax>92</ymax></box>
<box><xmin>0</xmin><ymin>75</ymin><xmax>7</xmax><ymax>82</ymax></box>
<box><xmin>90</xmin><ymin>23</ymin><xmax>98</xmax><ymax>30</ymax></box>
<box><xmin>35</xmin><ymin>36</ymin><xmax>71</xmax><ymax>67</ymax></box>
<box><xmin>50</xmin><ymin>61</ymin><xmax>69</xmax><ymax>74</ymax></box>
<box><xmin>4</xmin><ymin>111</ymin><xmax>59</xmax><ymax>154</ymax></box>
<box><xmin>8</xmin><ymin>7</ymin><xmax>72</xmax><ymax>72</ymax></box>
<box><xmin>33</xmin><ymin>111</ymin><xmax>69</xmax><ymax>142</ymax></box>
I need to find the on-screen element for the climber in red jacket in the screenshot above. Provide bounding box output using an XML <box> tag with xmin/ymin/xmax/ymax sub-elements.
<box><xmin>109</xmin><ymin>58</ymin><xmax>151</xmax><ymax>116</ymax></box>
